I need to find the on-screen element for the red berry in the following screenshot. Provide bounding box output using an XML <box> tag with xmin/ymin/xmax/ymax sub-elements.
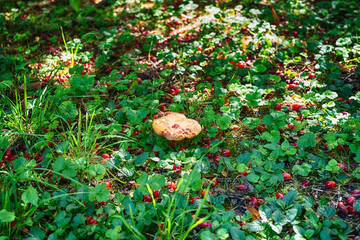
<box><xmin>276</xmin><ymin>193</ymin><xmax>284</xmax><ymax>199</ymax></box>
<box><xmin>351</xmin><ymin>189</ymin><xmax>360</xmax><ymax>195</ymax></box>
<box><xmin>153</xmin><ymin>190</ymin><xmax>160</xmax><ymax>199</ymax></box>
<box><xmin>169</xmin><ymin>182</ymin><xmax>177</xmax><ymax>190</ymax></box>
<box><xmin>337</xmin><ymin>145</ymin><xmax>344</xmax><ymax>152</ymax></box>
<box><xmin>347</xmin><ymin>206</ymin><xmax>358</xmax><ymax>215</ymax></box>
<box><xmin>189</xmin><ymin>197</ymin><xmax>199</xmax><ymax>205</ymax></box>
<box><xmin>106</xmin><ymin>67</ymin><xmax>112</xmax><ymax>74</ymax></box>
<box><xmin>325</xmin><ymin>181</ymin><xmax>337</xmax><ymax>189</ymax></box>
<box><xmin>237</xmin><ymin>184</ymin><xmax>247</xmax><ymax>190</ymax></box>
<box><xmin>143</xmin><ymin>195</ymin><xmax>153</xmax><ymax>202</ymax></box>
<box><xmin>288</xmin><ymin>124</ymin><xmax>294</xmax><ymax>130</ymax></box>
<box><xmin>207</xmin><ymin>152</ymin><xmax>214</xmax><ymax>159</ymax></box>
<box><xmin>274</xmin><ymin>103</ymin><xmax>282</xmax><ymax>111</ymax></box>
<box><xmin>337</xmin><ymin>202</ymin><xmax>348</xmax><ymax>215</ymax></box>
<box><xmin>11</xmin><ymin>220</ymin><xmax>17</xmax><ymax>228</ymax></box>
<box><xmin>302</xmin><ymin>180</ymin><xmax>311</xmax><ymax>187</ymax></box>
<box><xmin>250</xmin><ymin>197</ymin><xmax>259</xmax><ymax>206</ymax></box>
<box><xmin>292</xmin><ymin>103</ymin><xmax>302</xmax><ymax>111</ymax></box>
<box><xmin>346</xmin><ymin>197</ymin><xmax>356</xmax><ymax>206</ymax></box>
<box><xmin>101</xmin><ymin>154</ymin><xmax>110</xmax><ymax>159</ymax></box>
<box><xmin>173</xmin><ymin>164</ymin><xmax>181</xmax><ymax>173</ymax></box>
<box><xmin>87</xmin><ymin>217</ymin><xmax>97</xmax><ymax>225</ymax></box>
<box><xmin>222</xmin><ymin>149</ymin><xmax>231</xmax><ymax>157</ymax></box>
<box><xmin>5</xmin><ymin>150</ymin><xmax>12</xmax><ymax>156</ymax></box>
<box><xmin>201</xmin><ymin>190</ymin><xmax>213</xmax><ymax>196</ymax></box>
<box><xmin>213</xmin><ymin>156</ymin><xmax>221</xmax><ymax>163</ymax></box>
<box><xmin>103</xmin><ymin>182</ymin><xmax>111</xmax><ymax>189</ymax></box>
<box><xmin>337</xmin><ymin>201</ymin><xmax>346</xmax><ymax>208</ymax></box>
<box><xmin>240</xmin><ymin>171</ymin><xmax>248</xmax><ymax>177</ymax></box>
<box><xmin>211</xmin><ymin>178</ymin><xmax>219</xmax><ymax>187</ymax></box>
<box><xmin>308</xmin><ymin>72</ymin><xmax>315</xmax><ymax>79</ymax></box>
<box><xmin>324</xmin><ymin>144</ymin><xmax>328</xmax><ymax>150</ymax></box>
<box><xmin>337</xmin><ymin>163</ymin><xmax>346</xmax><ymax>170</ymax></box>
<box><xmin>288</xmin><ymin>84</ymin><xmax>296</xmax><ymax>90</ymax></box>
<box><xmin>282</xmin><ymin>173</ymin><xmax>292</xmax><ymax>181</ymax></box>
<box><xmin>198</xmin><ymin>221</ymin><xmax>208</xmax><ymax>229</ymax></box>
<box><xmin>237</xmin><ymin>61</ymin><xmax>246</xmax><ymax>68</ymax></box>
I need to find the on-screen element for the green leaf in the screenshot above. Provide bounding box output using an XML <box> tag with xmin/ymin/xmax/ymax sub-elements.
<box><xmin>242</xmin><ymin>118</ymin><xmax>261</xmax><ymax>129</ymax></box>
<box><xmin>353</xmin><ymin>200</ymin><xmax>360</xmax><ymax>212</ymax></box>
<box><xmin>0</xmin><ymin>136</ymin><xmax>9</xmax><ymax>149</ymax></box>
<box><xmin>58</xmin><ymin>101</ymin><xmax>78</xmax><ymax>122</ymax></box>
<box><xmin>148</xmin><ymin>174</ymin><xmax>165</xmax><ymax>190</ymax></box>
<box><xmin>216</xmin><ymin>115</ymin><xmax>232</xmax><ymax>130</ymax></box>
<box><xmin>216</xmin><ymin>228</ymin><xmax>230</xmax><ymax>239</ymax></box>
<box><xmin>230</xmin><ymin>227</ymin><xmax>246</xmax><ymax>240</ymax></box>
<box><xmin>269</xmin><ymin>222</ymin><xmax>282</xmax><ymax>234</ymax></box>
<box><xmin>29</xmin><ymin>226</ymin><xmax>46</xmax><ymax>240</ymax></box>
<box><xmin>89</xmin><ymin>184</ymin><xmax>110</xmax><ymax>202</ymax></box>
<box><xmin>53</xmin><ymin>156</ymin><xmax>76</xmax><ymax>178</ymax></box>
<box><xmin>89</xmin><ymin>164</ymin><xmax>106</xmax><ymax>177</ymax></box>
<box><xmin>285</xmin><ymin>208</ymin><xmax>298</xmax><ymax>222</ymax></box>
<box><xmin>121</xmin><ymin>166</ymin><xmax>134</xmax><ymax>177</ymax></box>
<box><xmin>95</xmin><ymin>55</ymin><xmax>107</xmax><ymax>67</ymax></box>
<box><xmin>317</xmin><ymin>206</ymin><xmax>336</xmax><ymax>218</ymax></box>
<box><xmin>200</xmin><ymin>230</ymin><xmax>217</xmax><ymax>240</ymax></box>
<box><xmin>283</xmin><ymin>190</ymin><xmax>297</xmax><ymax>205</ymax></box>
<box><xmin>251</xmin><ymin>64</ymin><xmax>266</xmax><ymax>73</ymax></box>
<box><xmin>69</xmin><ymin>74</ymin><xmax>95</xmax><ymax>92</ymax></box>
<box><xmin>106</xmin><ymin>226</ymin><xmax>122</xmax><ymax>240</ymax></box>
<box><xmin>53</xmin><ymin>156</ymin><xmax>66</xmax><ymax>172</ymax></box>
<box><xmin>261</xmin><ymin>130</ymin><xmax>280</xmax><ymax>143</ymax></box>
<box><xmin>0</xmin><ymin>80</ymin><xmax>13</xmax><ymax>90</ymax></box>
<box><xmin>134</xmin><ymin>152</ymin><xmax>149</xmax><ymax>166</ymax></box>
<box><xmin>246</xmin><ymin>173</ymin><xmax>259</xmax><ymax>183</ymax></box>
<box><xmin>22</xmin><ymin>185</ymin><xmax>39</xmax><ymax>206</ymax></box>
<box><xmin>0</xmin><ymin>209</ymin><xmax>15</xmax><ymax>223</ymax></box>
<box><xmin>292</xmin><ymin>163</ymin><xmax>312</xmax><ymax>176</ymax></box>
<box><xmin>69</xmin><ymin>0</ymin><xmax>81</xmax><ymax>12</ymax></box>
<box><xmin>55</xmin><ymin>211</ymin><xmax>71</xmax><ymax>228</ymax></box>
<box><xmin>320</xmin><ymin>230</ymin><xmax>331</xmax><ymax>240</ymax></box>
<box><xmin>13</xmin><ymin>157</ymin><xmax>27</xmax><ymax>172</ymax></box>
<box><xmin>161</xmin><ymin>69</ymin><xmax>172</xmax><ymax>77</ymax></box>
<box><xmin>297</xmin><ymin>132</ymin><xmax>317</xmax><ymax>148</ymax></box>
<box><xmin>247</xmin><ymin>220</ymin><xmax>265</xmax><ymax>232</ymax></box>
<box><xmin>56</xmin><ymin>141</ymin><xmax>70</xmax><ymax>154</ymax></box>
<box><xmin>137</xmin><ymin>172</ymin><xmax>148</xmax><ymax>185</ymax></box>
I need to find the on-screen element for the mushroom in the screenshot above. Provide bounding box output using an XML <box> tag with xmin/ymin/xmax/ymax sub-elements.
<box><xmin>152</xmin><ymin>112</ymin><xmax>201</xmax><ymax>141</ymax></box>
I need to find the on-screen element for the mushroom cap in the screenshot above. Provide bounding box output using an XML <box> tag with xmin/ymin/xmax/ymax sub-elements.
<box><xmin>152</xmin><ymin>112</ymin><xmax>201</xmax><ymax>141</ymax></box>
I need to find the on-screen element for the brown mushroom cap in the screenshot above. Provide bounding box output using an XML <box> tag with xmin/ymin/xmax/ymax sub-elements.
<box><xmin>152</xmin><ymin>112</ymin><xmax>201</xmax><ymax>141</ymax></box>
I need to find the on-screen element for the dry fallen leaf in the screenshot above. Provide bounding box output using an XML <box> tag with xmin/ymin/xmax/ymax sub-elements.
<box><xmin>271</xmin><ymin>7</ymin><xmax>280</xmax><ymax>26</ymax></box>
<box><xmin>246</xmin><ymin>204</ymin><xmax>260</xmax><ymax>220</ymax></box>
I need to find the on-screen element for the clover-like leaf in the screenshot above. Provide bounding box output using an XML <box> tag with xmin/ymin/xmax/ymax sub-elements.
<box><xmin>297</xmin><ymin>132</ymin><xmax>317</xmax><ymax>148</ymax></box>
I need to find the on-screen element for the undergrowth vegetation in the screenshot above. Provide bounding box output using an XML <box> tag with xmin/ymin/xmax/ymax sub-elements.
<box><xmin>0</xmin><ymin>0</ymin><xmax>360</xmax><ymax>239</ymax></box>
